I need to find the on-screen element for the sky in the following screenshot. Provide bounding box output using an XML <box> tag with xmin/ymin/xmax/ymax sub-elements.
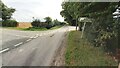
<box><xmin>2</xmin><ymin>0</ymin><xmax>64</xmax><ymax>22</ymax></box>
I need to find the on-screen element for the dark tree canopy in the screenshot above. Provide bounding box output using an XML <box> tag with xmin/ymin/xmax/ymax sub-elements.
<box><xmin>0</xmin><ymin>1</ymin><xmax>15</xmax><ymax>21</ymax></box>
<box><xmin>60</xmin><ymin>1</ymin><xmax>119</xmax><ymax>54</ymax></box>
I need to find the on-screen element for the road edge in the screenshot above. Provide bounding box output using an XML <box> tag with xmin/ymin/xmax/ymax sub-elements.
<box><xmin>50</xmin><ymin>31</ymin><xmax>68</xmax><ymax>66</ymax></box>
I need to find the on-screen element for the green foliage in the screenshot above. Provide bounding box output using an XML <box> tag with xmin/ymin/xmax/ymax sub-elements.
<box><xmin>0</xmin><ymin>0</ymin><xmax>17</xmax><ymax>27</ymax></box>
<box><xmin>53</xmin><ymin>19</ymin><xmax>60</xmax><ymax>26</ymax></box>
<box><xmin>2</xmin><ymin>20</ymin><xmax>18</xmax><ymax>27</ymax></box>
<box><xmin>32</xmin><ymin>19</ymin><xmax>40</xmax><ymax>27</ymax></box>
<box><xmin>31</xmin><ymin>17</ymin><xmax>64</xmax><ymax>29</ymax></box>
<box><xmin>0</xmin><ymin>1</ymin><xmax>15</xmax><ymax>21</ymax></box>
<box><xmin>82</xmin><ymin>3</ymin><xmax>119</xmax><ymax>54</ymax></box>
<box><xmin>53</xmin><ymin>19</ymin><xmax>66</xmax><ymax>26</ymax></box>
<box><xmin>44</xmin><ymin>17</ymin><xmax>53</xmax><ymax>29</ymax></box>
<box><xmin>4</xmin><ymin>25</ymin><xmax>62</xmax><ymax>31</ymax></box>
<box><xmin>66</xmin><ymin>31</ymin><xmax>117</xmax><ymax>66</ymax></box>
<box><xmin>60</xmin><ymin>22</ymin><xmax>66</xmax><ymax>25</ymax></box>
<box><xmin>61</xmin><ymin>2</ymin><xmax>119</xmax><ymax>56</ymax></box>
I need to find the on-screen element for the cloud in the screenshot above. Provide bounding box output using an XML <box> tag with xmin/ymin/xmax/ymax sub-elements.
<box><xmin>2</xmin><ymin>0</ymin><xmax>64</xmax><ymax>22</ymax></box>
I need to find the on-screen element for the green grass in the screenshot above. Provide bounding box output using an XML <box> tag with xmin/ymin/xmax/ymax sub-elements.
<box><xmin>66</xmin><ymin>31</ymin><xmax>118</xmax><ymax>66</ymax></box>
<box><xmin>22</xmin><ymin>27</ymin><xmax>47</xmax><ymax>31</ymax></box>
<box><xmin>3</xmin><ymin>26</ymin><xmax>62</xmax><ymax>31</ymax></box>
<box><xmin>49</xmin><ymin>26</ymin><xmax>62</xmax><ymax>30</ymax></box>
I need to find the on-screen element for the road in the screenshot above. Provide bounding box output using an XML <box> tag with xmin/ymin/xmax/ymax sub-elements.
<box><xmin>0</xmin><ymin>26</ymin><xmax>75</xmax><ymax>66</ymax></box>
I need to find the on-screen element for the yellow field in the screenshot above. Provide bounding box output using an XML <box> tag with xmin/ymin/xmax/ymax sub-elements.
<box><xmin>17</xmin><ymin>22</ymin><xmax>32</xmax><ymax>28</ymax></box>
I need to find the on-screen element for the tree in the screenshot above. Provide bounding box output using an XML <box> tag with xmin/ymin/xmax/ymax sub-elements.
<box><xmin>60</xmin><ymin>10</ymin><xmax>76</xmax><ymax>26</ymax></box>
<box><xmin>0</xmin><ymin>1</ymin><xmax>15</xmax><ymax>21</ymax></box>
<box><xmin>60</xmin><ymin>2</ymin><xmax>74</xmax><ymax>26</ymax></box>
<box><xmin>2</xmin><ymin>20</ymin><xmax>18</xmax><ymax>27</ymax></box>
<box><xmin>53</xmin><ymin>19</ymin><xmax>60</xmax><ymax>26</ymax></box>
<box><xmin>44</xmin><ymin>17</ymin><xmax>52</xmax><ymax>25</ymax></box>
<box><xmin>60</xmin><ymin>1</ymin><xmax>119</xmax><ymax>56</ymax></box>
<box><xmin>31</xmin><ymin>19</ymin><xmax>41</xmax><ymax>27</ymax></box>
<box><xmin>0</xmin><ymin>1</ymin><xmax>17</xmax><ymax>27</ymax></box>
<box><xmin>0</xmin><ymin>0</ymin><xmax>2</xmax><ymax>19</ymax></box>
<box><xmin>44</xmin><ymin>17</ymin><xmax>52</xmax><ymax>29</ymax></box>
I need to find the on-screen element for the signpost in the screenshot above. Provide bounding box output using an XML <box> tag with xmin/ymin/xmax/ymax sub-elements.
<box><xmin>78</xmin><ymin>17</ymin><xmax>92</xmax><ymax>38</ymax></box>
<box><xmin>113</xmin><ymin>6</ymin><xmax>120</xmax><ymax>21</ymax></box>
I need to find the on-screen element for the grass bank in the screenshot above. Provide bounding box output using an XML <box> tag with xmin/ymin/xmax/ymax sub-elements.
<box><xmin>66</xmin><ymin>31</ymin><xmax>118</xmax><ymax>66</ymax></box>
<box><xmin>3</xmin><ymin>26</ymin><xmax>62</xmax><ymax>31</ymax></box>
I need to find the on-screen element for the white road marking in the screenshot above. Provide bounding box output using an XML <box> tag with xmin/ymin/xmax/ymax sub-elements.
<box><xmin>14</xmin><ymin>42</ymin><xmax>23</xmax><ymax>47</ymax></box>
<box><xmin>0</xmin><ymin>48</ymin><xmax>9</xmax><ymax>53</ymax></box>
<box><xmin>33</xmin><ymin>36</ymin><xmax>37</xmax><ymax>38</ymax></box>
<box><xmin>33</xmin><ymin>35</ymin><xmax>39</xmax><ymax>38</ymax></box>
<box><xmin>30</xmin><ymin>36</ymin><xmax>34</xmax><ymax>38</ymax></box>
<box><xmin>26</xmin><ymin>39</ymin><xmax>32</xmax><ymax>42</ymax></box>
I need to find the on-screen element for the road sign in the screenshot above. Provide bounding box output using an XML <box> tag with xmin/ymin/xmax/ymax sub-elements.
<box><xmin>78</xmin><ymin>17</ymin><xmax>92</xmax><ymax>23</ymax></box>
<box><xmin>78</xmin><ymin>17</ymin><xmax>92</xmax><ymax>38</ymax></box>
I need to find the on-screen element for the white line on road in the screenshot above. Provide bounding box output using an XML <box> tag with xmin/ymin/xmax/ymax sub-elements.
<box><xmin>26</xmin><ymin>39</ymin><xmax>32</xmax><ymax>42</ymax></box>
<box><xmin>0</xmin><ymin>48</ymin><xmax>9</xmax><ymax>53</ymax></box>
<box><xmin>30</xmin><ymin>36</ymin><xmax>34</xmax><ymax>38</ymax></box>
<box><xmin>14</xmin><ymin>42</ymin><xmax>23</xmax><ymax>47</ymax></box>
<box><xmin>33</xmin><ymin>35</ymin><xmax>39</xmax><ymax>38</ymax></box>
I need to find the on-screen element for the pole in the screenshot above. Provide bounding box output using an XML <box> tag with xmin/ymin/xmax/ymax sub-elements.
<box><xmin>76</xmin><ymin>16</ymin><xmax>77</xmax><ymax>31</ymax></box>
<box><xmin>81</xmin><ymin>22</ymin><xmax>86</xmax><ymax>38</ymax></box>
<box><xmin>76</xmin><ymin>20</ymin><xmax>77</xmax><ymax>31</ymax></box>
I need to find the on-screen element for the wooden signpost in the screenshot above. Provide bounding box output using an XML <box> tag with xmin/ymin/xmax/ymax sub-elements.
<box><xmin>78</xmin><ymin>17</ymin><xmax>92</xmax><ymax>38</ymax></box>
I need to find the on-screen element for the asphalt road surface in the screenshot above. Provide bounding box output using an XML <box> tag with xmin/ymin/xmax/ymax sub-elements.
<box><xmin>0</xmin><ymin>26</ymin><xmax>75</xmax><ymax>66</ymax></box>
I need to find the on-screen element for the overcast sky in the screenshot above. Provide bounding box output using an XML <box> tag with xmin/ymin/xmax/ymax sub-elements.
<box><xmin>2</xmin><ymin>0</ymin><xmax>64</xmax><ymax>22</ymax></box>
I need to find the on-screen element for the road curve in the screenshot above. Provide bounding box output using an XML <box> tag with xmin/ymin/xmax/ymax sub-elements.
<box><xmin>1</xmin><ymin>26</ymin><xmax>75</xmax><ymax>66</ymax></box>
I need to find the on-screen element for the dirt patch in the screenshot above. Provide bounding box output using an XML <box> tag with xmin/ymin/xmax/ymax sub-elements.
<box><xmin>51</xmin><ymin>32</ymin><xmax>68</xmax><ymax>66</ymax></box>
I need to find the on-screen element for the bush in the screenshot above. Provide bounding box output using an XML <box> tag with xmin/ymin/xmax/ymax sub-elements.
<box><xmin>84</xmin><ymin>15</ymin><xmax>119</xmax><ymax>55</ymax></box>
<box><xmin>60</xmin><ymin>22</ymin><xmax>66</xmax><ymax>25</ymax></box>
<box><xmin>31</xmin><ymin>19</ymin><xmax>41</xmax><ymax>27</ymax></box>
<box><xmin>31</xmin><ymin>19</ymin><xmax>48</xmax><ymax>28</ymax></box>
<box><xmin>46</xmin><ymin>25</ymin><xmax>52</xmax><ymax>29</ymax></box>
<box><xmin>2</xmin><ymin>20</ymin><xmax>18</xmax><ymax>27</ymax></box>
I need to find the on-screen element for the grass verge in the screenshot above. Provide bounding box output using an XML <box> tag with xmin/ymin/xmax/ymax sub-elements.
<box><xmin>3</xmin><ymin>26</ymin><xmax>62</xmax><ymax>31</ymax></box>
<box><xmin>66</xmin><ymin>31</ymin><xmax>118</xmax><ymax>66</ymax></box>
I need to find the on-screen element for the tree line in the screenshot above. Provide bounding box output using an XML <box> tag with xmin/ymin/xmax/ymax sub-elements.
<box><xmin>0</xmin><ymin>1</ymin><xmax>65</xmax><ymax>28</ymax></box>
<box><xmin>60</xmin><ymin>2</ymin><xmax>120</xmax><ymax>61</ymax></box>
<box><xmin>31</xmin><ymin>17</ymin><xmax>65</xmax><ymax>29</ymax></box>
<box><xmin>0</xmin><ymin>0</ymin><xmax>18</xmax><ymax>27</ymax></box>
